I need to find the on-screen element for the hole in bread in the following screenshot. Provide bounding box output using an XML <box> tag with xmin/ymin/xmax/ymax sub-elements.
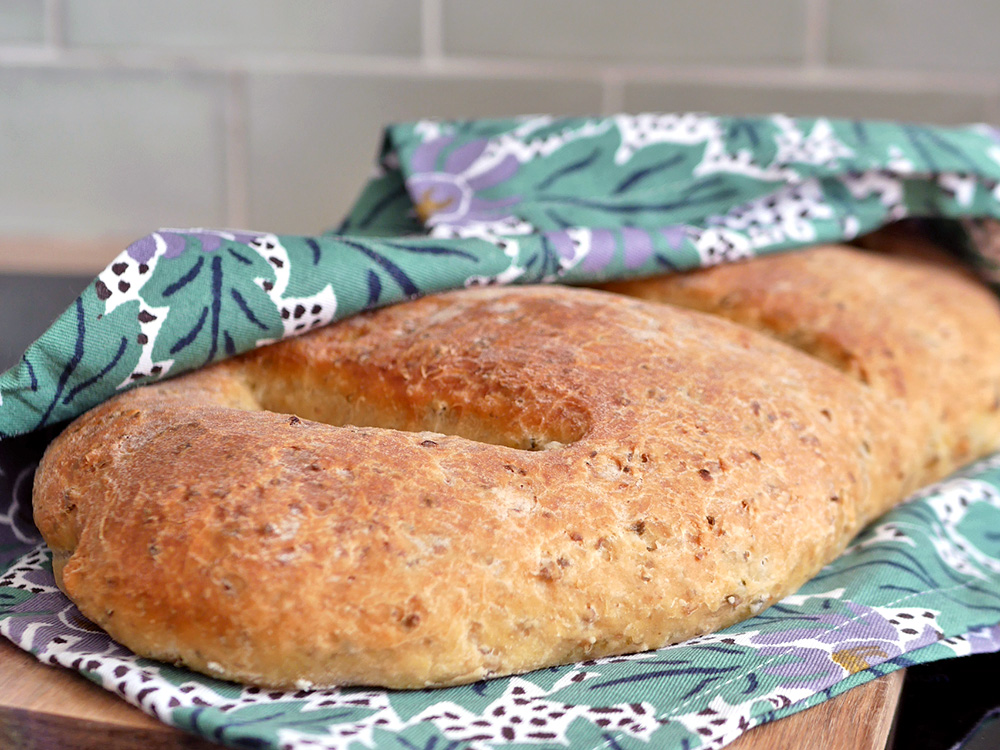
<box><xmin>234</xmin><ymin>360</ymin><xmax>588</xmax><ymax>452</ymax></box>
<box><xmin>598</xmin><ymin>271</ymin><xmax>877</xmax><ymax>387</ymax></box>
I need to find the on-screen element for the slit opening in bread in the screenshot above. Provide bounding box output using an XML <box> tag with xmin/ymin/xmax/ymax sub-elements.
<box><xmin>222</xmin><ymin>350</ymin><xmax>590</xmax><ymax>453</ymax></box>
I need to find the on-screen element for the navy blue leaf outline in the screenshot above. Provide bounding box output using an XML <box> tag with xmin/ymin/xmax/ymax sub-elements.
<box><xmin>36</xmin><ymin>298</ymin><xmax>86</xmax><ymax>428</ymax></box>
<box><xmin>919</xmin><ymin>127</ymin><xmax>983</xmax><ymax>174</ymax></box>
<box><xmin>536</xmin><ymin>189</ymin><xmax>743</xmax><ymax>215</ymax></box>
<box><xmin>19</xmin><ymin>355</ymin><xmax>36</xmax><ymax>391</ymax></box>
<box><xmin>61</xmin><ymin>335</ymin><xmax>128</xmax><ymax>405</ymax></box>
<box><xmin>851</xmin><ymin>120</ymin><xmax>870</xmax><ymax>146</ymax></box>
<box><xmin>227</xmin><ymin>247</ymin><xmax>254</xmax><ymax>266</ymax></box>
<box><xmin>379</xmin><ymin>240</ymin><xmax>480</xmax><ymax>262</ymax></box>
<box><xmin>810</xmin><ymin>554</ymin><xmax>945</xmax><ymax>590</ymax></box>
<box><xmin>534</xmin><ymin>147</ymin><xmax>601</xmax><ymax>191</ymax></box>
<box><xmin>681</xmin><ymin>174</ymin><xmax>727</xmax><ymax>198</ymax></box>
<box><xmin>339</xmin><ymin>238</ymin><xmax>420</xmax><ymax>297</ymax></box>
<box><xmin>612</xmin><ymin>154</ymin><xmax>686</xmax><ymax>195</ymax></box>
<box><xmin>163</xmin><ymin>256</ymin><xmax>205</xmax><ymax>297</ymax></box>
<box><xmin>818</xmin><ymin>175</ymin><xmax>861</xmax><ymax>236</ymax></box>
<box><xmin>750</xmin><ymin>604</ymin><xmax>824</xmax><ymax>620</ymax></box>
<box><xmin>585</xmin><ymin>664</ymin><xmax>740</xmax><ymax>691</ymax></box>
<box><xmin>654</xmin><ymin>252</ymin><xmax>681</xmax><ymax>271</ymax></box>
<box><xmin>206</xmin><ymin>255</ymin><xmax>223</xmax><ymax>364</ymax></box>
<box><xmin>305</xmin><ymin>238</ymin><xmax>322</xmax><ymax>265</ymax></box>
<box><xmin>902</xmin><ymin>125</ymin><xmax>940</xmax><ymax>173</ymax></box>
<box><xmin>543</xmin><ymin>208</ymin><xmax>574</xmax><ymax>229</ymax></box>
<box><xmin>679</xmin><ymin>675</ymin><xmax>736</xmax><ymax>701</ymax></box>
<box><xmin>470</xmin><ymin>681</ymin><xmax>490</xmax><ymax>696</ymax></box>
<box><xmin>218</xmin><ymin>707</ymin><xmax>362</xmax><ymax>734</ymax></box>
<box><xmin>879</xmin><ymin>583</ymin><xmax>1000</xmax><ymax>615</ymax></box>
<box><xmin>230</xmin><ymin>288</ymin><xmax>269</xmax><ymax>331</ymax></box>
<box><xmin>689</xmin><ymin>643</ymin><xmax>747</xmax><ymax>656</ymax></box>
<box><xmin>365</xmin><ymin>269</ymin><xmax>382</xmax><ymax>308</ymax></box>
<box><xmin>352</xmin><ymin>180</ymin><xmax>412</xmax><ymax>231</ymax></box>
<box><xmin>527</xmin><ymin>235</ymin><xmax>564</xmax><ymax>280</ymax></box>
<box><xmin>578</xmin><ymin>657</ymin><xmax>693</xmax><ymax>669</ymax></box>
<box><xmin>169</xmin><ymin>307</ymin><xmax>209</xmax><ymax>356</ymax></box>
<box><xmin>183</xmin><ymin>704</ymin><xmax>366</xmax><ymax>746</ymax></box>
<box><xmin>727</xmin><ymin>120</ymin><xmax>761</xmax><ymax>149</ymax></box>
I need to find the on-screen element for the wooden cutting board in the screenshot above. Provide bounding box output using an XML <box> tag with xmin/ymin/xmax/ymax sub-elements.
<box><xmin>0</xmin><ymin>637</ymin><xmax>902</xmax><ymax>750</ymax></box>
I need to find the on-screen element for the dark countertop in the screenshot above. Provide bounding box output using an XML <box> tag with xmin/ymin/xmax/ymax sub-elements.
<box><xmin>0</xmin><ymin>273</ymin><xmax>96</xmax><ymax>372</ymax></box>
<box><xmin>1</xmin><ymin>271</ymin><xmax>998</xmax><ymax>750</ymax></box>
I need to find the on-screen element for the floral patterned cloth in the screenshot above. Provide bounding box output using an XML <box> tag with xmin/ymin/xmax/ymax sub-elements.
<box><xmin>3</xmin><ymin>114</ymin><xmax>1000</xmax><ymax>749</ymax></box>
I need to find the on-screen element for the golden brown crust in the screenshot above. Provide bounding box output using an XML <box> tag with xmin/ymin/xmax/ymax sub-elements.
<box><xmin>32</xmin><ymin>236</ymin><xmax>1000</xmax><ymax>690</ymax></box>
<box><xmin>599</xmin><ymin>235</ymin><xmax>1000</xmax><ymax>492</ymax></box>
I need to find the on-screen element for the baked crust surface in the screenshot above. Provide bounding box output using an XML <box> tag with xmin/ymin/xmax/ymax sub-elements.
<box><xmin>32</xmin><ymin>236</ymin><xmax>1000</xmax><ymax>689</ymax></box>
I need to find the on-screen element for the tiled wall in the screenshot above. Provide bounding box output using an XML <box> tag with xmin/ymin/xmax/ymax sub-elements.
<box><xmin>2</xmin><ymin>0</ymin><xmax>999</xmax><ymax>272</ymax></box>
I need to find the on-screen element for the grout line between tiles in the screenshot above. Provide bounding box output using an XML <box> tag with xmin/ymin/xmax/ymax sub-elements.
<box><xmin>421</xmin><ymin>0</ymin><xmax>444</xmax><ymax>64</ymax></box>
<box><xmin>42</xmin><ymin>0</ymin><xmax>64</xmax><ymax>49</ymax></box>
<box><xmin>803</xmin><ymin>0</ymin><xmax>829</xmax><ymax>70</ymax></box>
<box><xmin>0</xmin><ymin>45</ymin><xmax>996</xmax><ymax>96</ymax></box>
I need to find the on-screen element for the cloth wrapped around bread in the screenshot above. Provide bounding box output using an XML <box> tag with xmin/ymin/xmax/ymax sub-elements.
<box><xmin>32</xmin><ymin>225</ymin><xmax>1000</xmax><ymax>689</ymax></box>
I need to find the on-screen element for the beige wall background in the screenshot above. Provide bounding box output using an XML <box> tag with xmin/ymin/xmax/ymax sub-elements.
<box><xmin>2</xmin><ymin>0</ymin><xmax>1000</xmax><ymax>273</ymax></box>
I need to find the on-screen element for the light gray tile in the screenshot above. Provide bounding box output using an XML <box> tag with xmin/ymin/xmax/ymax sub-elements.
<box><xmin>623</xmin><ymin>82</ymin><xmax>991</xmax><ymax>126</ymax></box>
<box><xmin>443</xmin><ymin>0</ymin><xmax>805</xmax><ymax>65</ymax></box>
<box><xmin>0</xmin><ymin>0</ymin><xmax>45</xmax><ymax>44</ymax></box>
<box><xmin>0</xmin><ymin>68</ymin><xmax>229</xmax><ymax>237</ymax></box>
<box><xmin>828</xmin><ymin>0</ymin><xmax>1000</xmax><ymax>73</ymax></box>
<box><xmin>64</xmin><ymin>0</ymin><xmax>421</xmax><ymax>56</ymax></box>
<box><xmin>246</xmin><ymin>74</ymin><xmax>603</xmax><ymax>234</ymax></box>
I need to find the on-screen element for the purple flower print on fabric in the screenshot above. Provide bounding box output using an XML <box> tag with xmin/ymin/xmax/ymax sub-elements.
<box><xmin>660</xmin><ymin>225</ymin><xmax>688</xmax><ymax>251</ymax></box>
<box><xmin>406</xmin><ymin>136</ymin><xmax>521</xmax><ymax>228</ymax></box>
<box><xmin>0</xmin><ymin>547</ymin><xmax>133</xmax><ymax>660</ymax></box>
<box><xmin>547</xmin><ymin>227</ymin><xmax>657</xmax><ymax>274</ymax></box>
<box><xmin>125</xmin><ymin>230</ymin><xmax>266</xmax><ymax>264</ymax></box>
<box><xmin>543</xmin><ymin>230</ymin><xmax>577</xmax><ymax>263</ymax></box>
<box><xmin>966</xmin><ymin>624</ymin><xmax>1000</xmax><ymax>654</ymax></box>
<box><xmin>580</xmin><ymin>230</ymin><xmax>617</xmax><ymax>272</ymax></box>
<box><xmin>751</xmin><ymin>602</ymin><xmax>940</xmax><ymax>691</ymax></box>
<box><xmin>623</xmin><ymin>227</ymin><xmax>655</xmax><ymax>269</ymax></box>
<box><xmin>125</xmin><ymin>233</ymin><xmax>178</xmax><ymax>263</ymax></box>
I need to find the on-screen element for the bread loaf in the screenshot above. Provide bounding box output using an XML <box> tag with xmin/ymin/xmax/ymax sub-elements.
<box><xmin>601</xmin><ymin>226</ymin><xmax>1000</xmax><ymax>494</ymax></box>
<box><xmin>32</xmin><ymin>231</ymin><xmax>1000</xmax><ymax>689</ymax></box>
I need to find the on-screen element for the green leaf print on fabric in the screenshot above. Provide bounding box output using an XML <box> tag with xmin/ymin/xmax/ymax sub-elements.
<box><xmin>0</xmin><ymin>287</ymin><xmax>136</xmax><ymax>437</ymax></box>
<box><xmin>128</xmin><ymin>233</ymin><xmax>289</xmax><ymax>370</ymax></box>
